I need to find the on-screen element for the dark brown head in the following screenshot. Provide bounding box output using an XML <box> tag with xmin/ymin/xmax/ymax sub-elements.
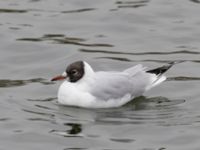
<box><xmin>51</xmin><ymin>61</ymin><xmax>85</xmax><ymax>82</ymax></box>
<box><xmin>66</xmin><ymin>61</ymin><xmax>84</xmax><ymax>82</ymax></box>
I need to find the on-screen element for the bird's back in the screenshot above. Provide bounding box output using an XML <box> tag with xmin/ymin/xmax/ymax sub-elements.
<box><xmin>88</xmin><ymin>64</ymin><xmax>156</xmax><ymax>102</ymax></box>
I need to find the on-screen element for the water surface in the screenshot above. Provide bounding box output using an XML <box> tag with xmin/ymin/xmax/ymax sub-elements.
<box><xmin>0</xmin><ymin>0</ymin><xmax>200</xmax><ymax>150</ymax></box>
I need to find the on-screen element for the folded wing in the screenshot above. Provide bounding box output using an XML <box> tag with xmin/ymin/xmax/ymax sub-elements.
<box><xmin>90</xmin><ymin>64</ymin><xmax>159</xmax><ymax>101</ymax></box>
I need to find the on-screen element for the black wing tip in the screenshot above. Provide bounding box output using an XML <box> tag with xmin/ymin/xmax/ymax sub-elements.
<box><xmin>146</xmin><ymin>65</ymin><xmax>170</xmax><ymax>75</ymax></box>
<box><xmin>147</xmin><ymin>60</ymin><xmax>185</xmax><ymax>75</ymax></box>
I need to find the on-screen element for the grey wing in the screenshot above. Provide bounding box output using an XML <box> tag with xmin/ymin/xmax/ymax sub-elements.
<box><xmin>124</xmin><ymin>64</ymin><xmax>146</xmax><ymax>76</ymax></box>
<box><xmin>90</xmin><ymin>72</ymin><xmax>133</xmax><ymax>101</ymax></box>
<box><xmin>124</xmin><ymin>64</ymin><xmax>166</xmax><ymax>93</ymax></box>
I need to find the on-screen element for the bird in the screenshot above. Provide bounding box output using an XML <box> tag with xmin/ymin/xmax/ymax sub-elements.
<box><xmin>51</xmin><ymin>61</ymin><xmax>177</xmax><ymax>108</ymax></box>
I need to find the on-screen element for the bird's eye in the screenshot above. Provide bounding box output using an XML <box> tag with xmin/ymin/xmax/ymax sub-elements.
<box><xmin>71</xmin><ymin>69</ymin><xmax>78</xmax><ymax>75</ymax></box>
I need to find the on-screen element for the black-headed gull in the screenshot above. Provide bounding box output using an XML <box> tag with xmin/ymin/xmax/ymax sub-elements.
<box><xmin>51</xmin><ymin>61</ymin><xmax>175</xmax><ymax>108</ymax></box>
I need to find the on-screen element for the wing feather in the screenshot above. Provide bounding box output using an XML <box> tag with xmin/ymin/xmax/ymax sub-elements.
<box><xmin>88</xmin><ymin>64</ymin><xmax>165</xmax><ymax>102</ymax></box>
<box><xmin>90</xmin><ymin>72</ymin><xmax>132</xmax><ymax>101</ymax></box>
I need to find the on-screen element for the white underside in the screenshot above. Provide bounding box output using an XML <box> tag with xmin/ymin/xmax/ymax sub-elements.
<box><xmin>58</xmin><ymin>81</ymin><xmax>132</xmax><ymax>108</ymax></box>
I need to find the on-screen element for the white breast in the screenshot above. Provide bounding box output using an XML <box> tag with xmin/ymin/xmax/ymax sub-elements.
<box><xmin>58</xmin><ymin>81</ymin><xmax>96</xmax><ymax>107</ymax></box>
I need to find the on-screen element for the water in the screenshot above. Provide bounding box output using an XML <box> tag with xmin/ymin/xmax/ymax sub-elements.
<box><xmin>0</xmin><ymin>0</ymin><xmax>200</xmax><ymax>149</ymax></box>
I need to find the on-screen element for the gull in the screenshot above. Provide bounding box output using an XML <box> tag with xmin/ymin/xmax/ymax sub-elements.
<box><xmin>51</xmin><ymin>61</ymin><xmax>176</xmax><ymax>108</ymax></box>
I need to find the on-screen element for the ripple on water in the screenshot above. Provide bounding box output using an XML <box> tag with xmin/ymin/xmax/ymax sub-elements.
<box><xmin>190</xmin><ymin>0</ymin><xmax>200</xmax><ymax>4</ymax></box>
<box><xmin>17</xmin><ymin>34</ymin><xmax>113</xmax><ymax>48</ymax></box>
<box><xmin>79</xmin><ymin>48</ymin><xmax>200</xmax><ymax>55</ymax></box>
<box><xmin>94</xmin><ymin>96</ymin><xmax>186</xmax><ymax>126</ymax></box>
<box><xmin>0</xmin><ymin>78</ymin><xmax>52</xmax><ymax>88</ymax></box>
<box><xmin>110</xmin><ymin>138</ymin><xmax>135</xmax><ymax>143</ymax></box>
<box><xmin>115</xmin><ymin>0</ymin><xmax>150</xmax><ymax>9</ymax></box>
<box><xmin>61</xmin><ymin>8</ymin><xmax>96</xmax><ymax>14</ymax></box>
<box><xmin>79</xmin><ymin>48</ymin><xmax>200</xmax><ymax>64</ymax></box>
<box><xmin>0</xmin><ymin>8</ymin><xmax>28</xmax><ymax>13</ymax></box>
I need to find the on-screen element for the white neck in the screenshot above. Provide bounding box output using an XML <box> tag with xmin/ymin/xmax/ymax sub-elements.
<box><xmin>82</xmin><ymin>61</ymin><xmax>95</xmax><ymax>80</ymax></box>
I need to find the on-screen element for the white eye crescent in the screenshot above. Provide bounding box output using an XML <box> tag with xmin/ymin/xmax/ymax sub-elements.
<box><xmin>62</xmin><ymin>72</ymin><xmax>67</xmax><ymax>77</ymax></box>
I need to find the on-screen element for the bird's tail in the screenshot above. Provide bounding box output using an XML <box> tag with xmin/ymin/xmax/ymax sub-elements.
<box><xmin>146</xmin><ymin>61</ymin><xmax>184</xmax><ymax>90</ymax></box>
<box><xmin>146</xmin><ymin>61</ymin><xmax>184</xmax><ymax>75</ymax></box>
